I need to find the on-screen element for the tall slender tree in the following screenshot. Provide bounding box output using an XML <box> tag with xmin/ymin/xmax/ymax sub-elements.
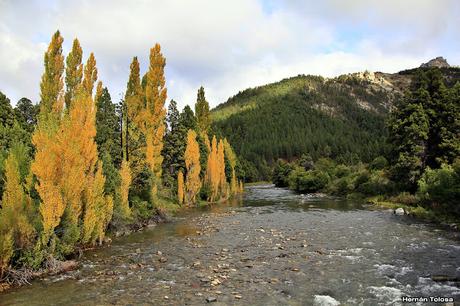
<box><xmin>184</xmin><ymin>130</ymin><xmax>201</xmax><ymax>205</ymax></box>
<box><xmin>123</xmin><ymin>57</ymin><xmax>144</xmax><ymax>173</ymax></box>
<box><xmin>217</xmin><ymin>139</ymin><xmax>227</xmax><ymax>196</ymax></box>
<box><xmin>119</xmin><ymin>160</ymin><xmax>132</xmax><ymax>219</ymax></box>
<box><xmin>143</xmin><ymin>44</ymin><xmax>167</xmax><ymax>196</ymax></box>
<box><xmin>82</xmin><ymin>53</ymin><xmax>98</xmax><ymax>97</ymax></box>
<box><xmin>39</xmin><ymin>30</ymin><xmax>64</xmax><ymax>119</ymax></box>
<box><xmin>206</xmin><ymin>136</ymin><xmax>219</xmax><ymax>201</ymax></box>
<box><xmin>32</xmin><ymin>31</ymin><xmax>65</xmax><ymax>247</ymax></box>
<box><xmin>177</xmin><ymin>170</ymin><xmax>184</xmax><ymax>205</ymax></box>
<box><xmin>65</xmin><ymin>39</ymin><xmax>83</xmax><ymax>109</ymax></box>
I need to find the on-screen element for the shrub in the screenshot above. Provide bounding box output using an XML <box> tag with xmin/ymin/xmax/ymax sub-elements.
<box><xmin>354</xmin><ymin>170</ymin><xmax>371</xmax><ymax>189</ymax></box>
<box><xmin>369</xmin><ymin>156</ymin><xmax>388</xmax><ymax>170</ymax></box>
<box><xmin>328</xmin><ymin>176</ymin><xmax>354</xmax><ymax>196</ymax></box>
<box><xmin>314</xmin><ymin>158</ymin><xmax>336</xmax><ymax>176</ymax></box>
<box><xmin>334</xmin><ymin>164</ymin><xmax>351</xmax><ymax>178</ymax></box>
<box><xmin>295</xmin><ymin>170</ymin><xmax>329</xmax><ymax>193</ymax></box>
<box><xmin>418</xmin><ymin>161</ymin><xmax>460</xmax><ymax>215</ymax></box>
<box><xmin>272</xmin><ymin>160</ymin><xmax>294</xmax><ymax>187</ymax></box>
<box><xmin>131</xmin><ymin>197</ymin><xmax>155</xmax><ymax>221</ymax></box>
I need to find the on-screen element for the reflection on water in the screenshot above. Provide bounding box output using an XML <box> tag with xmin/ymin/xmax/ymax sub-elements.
<box><xmin>1</xmin><ymin>185</ymin><xmax>459</xmax><ymax>306</ymax></box>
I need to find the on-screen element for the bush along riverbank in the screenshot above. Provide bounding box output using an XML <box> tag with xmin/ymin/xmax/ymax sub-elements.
<box><xmin>0</xmin><ymin>32</ymin><xmax>244</xmax><ymax>292</ymax></box>
<box><xmin>272</xmin><ymin>156</ymin><xmax>460</xmax><ymax>228</ymax></box>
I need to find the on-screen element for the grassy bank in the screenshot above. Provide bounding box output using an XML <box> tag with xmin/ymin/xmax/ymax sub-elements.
<box><xmin>244</xmin><ymin>181</ymin><xmax>272</xmax><ymax>186</ymax></box>
<box><xmin>366</xmin><ymin>196</ymin><xmax>460</xmax><ymax>229</ymax></box>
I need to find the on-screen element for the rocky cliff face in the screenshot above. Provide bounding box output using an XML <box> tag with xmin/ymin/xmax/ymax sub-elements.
<box><xmin>420</xmin><ymin>57</ymin><xmax>450</xmax><ymax>68</ymax></box>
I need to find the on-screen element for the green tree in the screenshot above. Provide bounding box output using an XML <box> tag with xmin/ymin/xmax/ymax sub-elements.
<box><xmin>95</xmin><ymin>87</ymin><xmax>122</xmax><ymax>167</ymax></box>
<box><xmin>388</xmin><ymin>87</ymin><xmax>430</xmax><ymax>191</ymax></box>
<box><xmin>162</xmin><ymin>100</ymin><xmax>183</xmax><ymax>188</ymax></box>
<box><xmin>436</xmin><ymin>82</ymin><xmax>460</xmax><ymax>165</ymax></box>
<box><xmin>0</xmin><ymin>92</ymin><xmax>15</xmax><ymax>128</ymax></box>
<box><xmin>14</xmin><ymin>98</ymin><xmax>38</xmax><ymax>133</ymax></box>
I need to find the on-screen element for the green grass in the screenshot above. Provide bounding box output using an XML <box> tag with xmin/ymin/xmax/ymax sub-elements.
<box><xmin>244</xmin><ymin>181</ymin><xmax>271</xmax><ymax>186</ymax></box>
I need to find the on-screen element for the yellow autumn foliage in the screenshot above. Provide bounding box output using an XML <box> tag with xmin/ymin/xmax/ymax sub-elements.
<box><xmin>33</xmin><ymin>35</ymin><xmax>110</xmax><ymax>249</ymax></box>
<box><xmin>184</xmin><ymin>130</ymin><xmax>201</xmax><ymax>205</ymax></box>
<box><xmin>33</xmin><ymin>31</ymin><xmax>66</xmax><ymax>246</ymax></box>
<box><xmin>82</xmin><ymin>53</ymin><xmax>98</xmax><ymax>96</ymax></box>
<box><xmin>95</xmin><ymin>80</ymin><xmax>103</xmax><ymax>102</ymax></box>
<box><xmin>1</xmin><ymin>150</ymin><xmax>35</xmax><ymax>258</ymax></box>
<box><xmin>206</xmin><ymin>136</ymin><xmax>219</xmax><ymax>201</ymax></box>
<box><xmin>217</xmin><ymin>139</ymin><xmax>226</xmax><ymax>197</ymax></box>
<box><xmin>177</xmin><ymin>170</ymin><xmax>184</xmax><ymax>205</ymax></box>
<box><xmin>119</xmin><ymin>160</ymin><xmax>132</xmax><ymax>218</ymax></box>
<box><xmin>143</xmin><ymin>44</ymin><xmax>167</xmax><ymax>187</ymax></box>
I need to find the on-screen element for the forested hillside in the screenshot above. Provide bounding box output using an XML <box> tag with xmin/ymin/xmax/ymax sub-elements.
<box><xmin>212</xmin><ymin>66</ymin><xmax>460</xmax><ymax>181</ymax></box>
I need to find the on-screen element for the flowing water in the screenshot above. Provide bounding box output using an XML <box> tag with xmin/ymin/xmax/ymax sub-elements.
<box><xmin>1</xmin><ymin>185</ymin><xmax>459</xmax><ymax>305</ymax></box>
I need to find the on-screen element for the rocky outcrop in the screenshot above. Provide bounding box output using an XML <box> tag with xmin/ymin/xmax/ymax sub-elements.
<box><xmin>420</xmin><ymin>57</ymin><xmax>450</xmax><ymax>68</ymax></box>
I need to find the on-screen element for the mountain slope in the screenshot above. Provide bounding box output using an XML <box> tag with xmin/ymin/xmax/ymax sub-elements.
<box><xmin>211</xmin><ymin>61</ymin><xmax>460</xmax><ymax>181</ymax></box>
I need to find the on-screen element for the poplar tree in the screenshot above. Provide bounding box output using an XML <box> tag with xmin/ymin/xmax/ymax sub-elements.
<box><xmin>223</xmin><ymin>138</ymin><xmax>238</xmax><ymax>194</ymax></box>
<box><xmin>1</xmin><ymin>149</ymin><xmax>35</xmax><ymax>254</ymax></box>
<box><xmin>177</xmin><ymin>170</ymin><xmax>184</xmax><ymax>205</ymax></box>
<box><xmin>65</xmin><ymin>39</ymin><xmax>83</xmax><ymax>109</ymax></box>
<box><xmin>119</xmin><ymin>160</ymin><xmax>132</xmax><ymax>219</ymax></box>
<box><xmin>32</xmin><ymin>31</ymin><xmax>65</xmax><ymax>247</ymax></box>
<box><xmin>58</xmin><ymin>53</ymin><xmax>100</xmax><ymax>248</ymax></box>
<box><xmin>143</xmin><ymin>44</ymin><xmax>167</xmax><ymax>194</ymax></box>
<box><xmin>206</xmin><ymin>136</ymin><xmax>219</xmax><ymax>201</ymax></box>
<box><xmin>82</xmin><ymin>53</ymin><xmax>98</xmax><ymax>96</ymax></box>
<box><xmin>77</xmin><ymin>53</ymin><xmax>112</xmax><ymax>245</ymax></box>
<box><xmin>95</xmin><ymin>81</ymin><xmax>103</xmax><ymax>103</ymax></box>
<box><xmin>123</xmin><ymin>57</ymin><xmax>143</xmax><ymax>175</ymax></box>
<box><xmin>217</xmin><ymin>139</ymin><xmax>227</xmax><ymax>196</ymax></box>
<box><xmin>39</xmin><ymin>31</ymin><xmax>64</xmax><ymax>119</ymax></box>
<box><xmin>184</xmin><ymin>130</ymin><xmax>201</xmax><ymax>205</ymax></box>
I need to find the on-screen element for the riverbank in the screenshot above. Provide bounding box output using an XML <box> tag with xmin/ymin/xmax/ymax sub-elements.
<box><xmin>0</xmin><ymin>194</ymin><xmax>244</xmax><ymax>293</ymax></box>
<box><xmin>0</xmin><ymin>200</ymin><xmax>179</xmax><ymax>293</ymax></box>
<box><xmin>366</xmin><ymin>196</ymin><xmax>460</xmax><ymax>230</ymax></box>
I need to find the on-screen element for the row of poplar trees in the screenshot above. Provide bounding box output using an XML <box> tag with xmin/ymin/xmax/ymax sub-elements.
<box><xmin>0</xmin><ymin>31</ymin><xmax>242</xmax><ymax>276</ymax></box>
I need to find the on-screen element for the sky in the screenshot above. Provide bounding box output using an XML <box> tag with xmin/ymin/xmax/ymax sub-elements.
<box><xmin>1</xmin><ymin>0</ymin><xmax>459</xmax><ymax>110</ymax></box>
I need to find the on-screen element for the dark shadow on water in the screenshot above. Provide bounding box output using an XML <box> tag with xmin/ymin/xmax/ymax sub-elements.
<box><xmin>242</xmin><ymin>184</ymin><xmax>365</xmax><ymax>212</ymax></box>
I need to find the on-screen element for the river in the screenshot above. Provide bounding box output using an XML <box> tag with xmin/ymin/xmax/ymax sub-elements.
<box><xmin>1</xmin><ymin>185</ymin><xmax>459</xmax><ymax>305</ymax></box>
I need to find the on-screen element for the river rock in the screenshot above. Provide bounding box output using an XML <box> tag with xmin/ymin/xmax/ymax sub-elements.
<box><xmin>206</xmin><ymin>296</ymin><xmax>217</xmax><ymax>303</ymax></box>
<box><xmin>313</xmin><ymin>295</ymin><xmax>340</xmax><ymax>306</ymax></box>
<box><xmin>60</xmin><ymin>260</ymin><xmax>78</xmax><ymax>272</ymax></box>
<box><xmin>394</xmin><ymin>208</ymin><xmax>405</xmax><ymax>215</ymax></box>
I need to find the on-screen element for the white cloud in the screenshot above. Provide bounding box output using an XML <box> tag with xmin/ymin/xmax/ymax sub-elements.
<box><xmin>0</xmin><ymin>0</ymin><xmax>458</xmax><ymax>109</ymax></box>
